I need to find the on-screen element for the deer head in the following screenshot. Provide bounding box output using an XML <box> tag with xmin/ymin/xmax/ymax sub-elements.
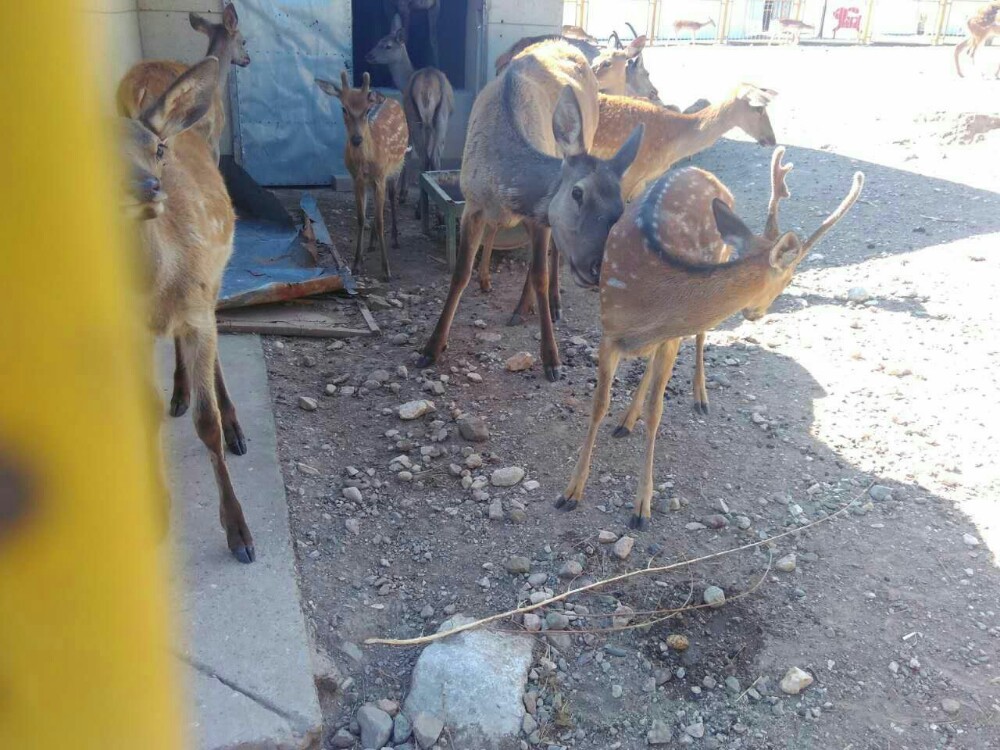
<box><xmin>547</xmin><ymin>86</ymin><xmax>644</xmax><ymax>287</ymax></box>
<box><xmin>316</xmin><ymin>71</ymin><xmax>382</xmax><ymax>149</ymax></box>
<box><xmin>366</xmin><ymin>17</ymin><xmax>408</xmax><ymax>66</ymax></box>
<box><xmin>119</xmin><ymin>58</ymin><xmax>220</xmax><ymax>220</ymax></box>
<box><xmin>592</xmin><ymin>36</ymin><xmax>647</xmax><ymax>97</ymax></box>
<box><xmin>190</xmin><ymin>4</ymin><xmax>250</xmax><ymax>67</ymax></box>
<box><xmin>727</xmin><ymin>84</ymin><xmax>778</xmax><ymax>146</ymax></box>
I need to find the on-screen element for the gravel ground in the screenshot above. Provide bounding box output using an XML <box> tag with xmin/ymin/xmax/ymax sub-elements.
<box><xmin>259</xmin><ymin>45</ymin><xmax>1000</xmax><ymax>750</ymax></box>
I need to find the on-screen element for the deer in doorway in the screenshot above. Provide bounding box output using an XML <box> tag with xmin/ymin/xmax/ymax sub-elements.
<box><xmin>118</xmin><ymin>58</ymin><xmax>256</xmax><ymax>563</ymax></box>
<box><xmin>384</xmin><ymin>0</ymin><xmax>441</xmax><ymax>67</ymax></box>
<box><xmin>556</xmin><ymin>149</ymin><xmax>864</xmax><ymax>529</ymax></box>
<box><xmin>954</xmin><ymin>2</ymin><xmax>1000</xmax><ymax>78</ymax></box>
<box><xmin>674</xmin><ymin>18</ymin><xmax>716</xmax><ymax>43</ymax></box>
<box><xmin>416</xmin><ymin>39</ymin><xmax>644</xmax><ymax>381</ymax></box>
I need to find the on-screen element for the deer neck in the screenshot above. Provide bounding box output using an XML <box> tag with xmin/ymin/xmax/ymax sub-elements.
<box><xmin>388</xmin><ymin>52</ymin><xmax>415</xmax><ymax>91</ymax></box>
<box><xmin>206</xmin><ymin>33</ymin><xmax>235</xmax><ymax>95</ymax></box>
<box><xmin>668</xmin><ymin>98</ymin><xmax>742</xmax><ymax>163</ymax></box>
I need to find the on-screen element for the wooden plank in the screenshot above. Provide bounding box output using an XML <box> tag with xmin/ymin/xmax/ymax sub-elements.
<box><xmin>215</xmin><ymin>303</ymin><xmax>373</xmax><ymax>338</ymax></box>
<box><xmin>357</xmin><ymin>302</ymin><xmax>381</xmax><ymax>336</ymax></box>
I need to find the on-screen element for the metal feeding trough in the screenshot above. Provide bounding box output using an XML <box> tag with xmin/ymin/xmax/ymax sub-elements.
<box><xmin>419</xmin><ymin>170</ymin><xmax>528</xmax><ymax>271</ymax></box>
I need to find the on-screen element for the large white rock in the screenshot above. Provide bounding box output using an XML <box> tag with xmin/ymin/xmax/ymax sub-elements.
<box><xmin>404</xmin><ymin>615</ymin><xmax>533</xmax><ymax>746</ymax></box>
<box><xmin>780</xmin><ymin>666</ymin><xmax>814</xmax><ymax>695</ymax></box>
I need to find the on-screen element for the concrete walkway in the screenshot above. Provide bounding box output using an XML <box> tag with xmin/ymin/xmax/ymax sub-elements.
<box><xmin>157</xmin><ymin>335</ymin><xmax>321</xmax><ymax>750</ymax></box>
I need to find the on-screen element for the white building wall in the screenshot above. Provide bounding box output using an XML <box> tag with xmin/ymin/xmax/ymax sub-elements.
<box><xmin>82</xmin><ymin>0</ymin><xmax>144</xmax><ymax>112</ymax></box>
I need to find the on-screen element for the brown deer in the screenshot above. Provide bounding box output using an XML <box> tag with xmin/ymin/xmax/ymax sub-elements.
<box><xmin>591</xmin><ymin>36</ymin><xmax>661</xmax><ymax>101</ymax></box>
<box><xmin>384</xmin><ymin>0</ymin><xmax>440</xmax><ymax>67</ymax></box>
<box><xmin>555</xmin><ymin>149</ymin><xmax>864</xmax><ymax>529</ymax></box>
<box><xmin>316</xmin><ymin>72</ymin><xmax>409</xmax><ymax>281</ymax></box>
<box><xmin>416</xmin><ymin>39</ymin><xmax>644</xmax><ymax>381</ymax></box>
<box><xmin>365</xmin><ymin>17</ymin><xmax>454</xmax><ymax>206</ymax></box>
<box><xmin>674</xmin><ymin>18</ymin><xmax>715</xmax><ymax>43</ymax></box>
<box><xmin>116</xmin><ymin>3</ymin><xmax>250</xmax><ymax>164</ymax></box>
<box><xmin>119</xmin><ymin>57</ymin><xmax>255</xmax><ymax>563</ymax></box>
<box><xmin>770</xmin><ymin>18</ymin><xmax>815</xmax><ymax>45</ymax></box>
<box><xmin>954</xmin><ymin>2</ymin><xmax>1000</xmax><ymax>78</ymax></box>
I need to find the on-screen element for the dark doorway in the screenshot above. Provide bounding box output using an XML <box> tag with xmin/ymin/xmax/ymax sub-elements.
<box><xmin>352</xmin><ymin>0</ymin><xmax>468</xmax><ymax>90</ymax></box>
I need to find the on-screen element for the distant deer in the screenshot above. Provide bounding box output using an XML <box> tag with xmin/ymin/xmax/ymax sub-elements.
<box><xmin>384</xmin><ymin>0</ymin><xmax>440</xmax><ymax>67</ymax></box>
<box><xmin>116</xmin><ymin>3</ymin><xmax>250</xmax><ymax>164</ymax></box>
<box><xmin>366</xmin><ymin>17</ymin><xmax>454</xmax><ymax>207</ymax></box>
<box><xmin>674</xmin><ymin>18</ymin><xmax>715</xmax><ymax>43</ymax></box>
<box><xmin>316</xmin><ymin>72</ymin><xmax>408</xmax><ymax>281</ymax></box>
<box><xmin>118</xmin><ymin>58</ymin><xmax>255</xmax><ymax>563</ymax></box>
<box><xmin>416</xmin><ymin>39</ymin><xmax>644</xmax><ymax>381</ymax></box>
<box><xmin>556</xmin><ymin>149</ymin><xmax>864</xmax><ymax>529</ymax></box>
<box><xmin>954</xmin><ymin>1</ymin><xmax>1000</xmax><ymax>78</ymax></box>
<box><xmin>770</xmin><ymin>18</ymin><xmax>815</xmax><ymax>45</ymax></box>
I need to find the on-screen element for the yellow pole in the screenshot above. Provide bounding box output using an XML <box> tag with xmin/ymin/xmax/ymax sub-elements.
<box><xmin>933</xmin><ymin>0</ymin><xmax>950</xmax><ymax>45</ymax></box>
<box><xmin>862</xmin><ymin>0</ymin><xmax>876</xmax><ymax>43</ymax></box>
<box><xmin>0</xmin><ymin>4</ymin><xmax>184</xmax><ymax>750</ymax></box>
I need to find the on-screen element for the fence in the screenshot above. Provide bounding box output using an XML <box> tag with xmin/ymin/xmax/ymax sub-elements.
<box><xmin>569</xmin><ymin>0</ymin><xmax>981</xmax><ymax>44</ymax></box>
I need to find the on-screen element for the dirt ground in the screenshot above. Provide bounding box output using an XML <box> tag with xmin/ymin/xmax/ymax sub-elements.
<box><xmin>260</xmin><ymin>46</ymin><xmax>1000</xmax><ymax>749</ymax></box>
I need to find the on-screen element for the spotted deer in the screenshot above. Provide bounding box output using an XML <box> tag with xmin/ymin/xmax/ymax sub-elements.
<box><xmin>770</xmin><ymin>18</ymin><xmax>815</xmax><ymax>45</ymax></box>
<box><xmin>416</xmin><ymin>39</ymin><xmax>644</xmax><ymax>381</ymax></box>
<box><xmin>116</xmin><ymin>3</ymin><xmax>249</xmax><ymax>164</ymax></box>
<box><xmin>118</xmin><ymin>57</ymin><xmax>255</xmax><ymax>563</ymax></box>
<box><xmin>954</xmin><ymin>2</ymin><xmax>1000</xmax><ymax>78</ymax></box>
<box><xmin>556</xmin><ymin>149</ymin><xmax>864</xmax><ymax>529</ymax></box>
<box><xmin>316</xmin><ymin>72</ymin><xmax>408</xmax><ymax>281</ymax></box>
<box><xmin>674</xmin><ymin>18</ymin><xmax>715</xmax><ymax>43</ymax></box>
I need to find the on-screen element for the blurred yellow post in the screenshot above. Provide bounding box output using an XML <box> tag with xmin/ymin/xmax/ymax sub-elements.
<box><xmin>0</xmin><ymin>4</ymin><xmax>184</xmax><ymax>750</ymax></box>
<box><xmin>862</xmin><ymin>0</ymin><xmax>876</xmax><ymax>43</ymax></box>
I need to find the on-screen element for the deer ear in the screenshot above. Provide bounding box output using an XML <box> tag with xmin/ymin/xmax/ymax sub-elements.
<box><xmin>394</xmin><ymin>27</ymin><xmax>407</xmax><ymax>43</ymax></box>
<box><xmin>609</xmin><ymin>123</ymin><xmax>643</xmax><ymax>178</ymax></box>
<box><xmin>142</xmin><ymin>57</ymin><xmax>218</xmax><ymax>141</ymax></box>
<box><xmin>315</xmin><ymin>78</ymin><xmax>341</xmax><ymax>98</ymax></box>
<box><xmin>189</xmin><ymin>12</ymin><xmax>212</xmax><ymax>35</ymax></box>
<box><xmin>222</xmin><ymin>3</ymin><xmax>239</xmax><ymax>32</ymax></box>
<box><xmin>712</xmin><ymin>198</ymin><xmax>754</xmax><ymax>256</ymax></box>
<box><xmin>768</xmin><ymin>232</ymin><xmax>802</xmax><ymax>269</ymax></box>
<box><xmin>626</xmin><ymin>35</ymin><xmax>646</xmax><ymax>58</ymax></box>
<box><xmin>390</xmin><ymin>13</ymin><xmax>403</xmax><ymax>33</ymax></box>
<box><xmin>552</xmin><ymin>86</ymin><xmax>587</xmax><ymax>157</ymax></box>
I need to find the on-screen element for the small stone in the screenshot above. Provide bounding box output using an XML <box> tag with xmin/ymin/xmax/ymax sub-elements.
<box><xmin>559</xmin><ymin>560</ymin><xmax>583</xmax><ymax>578</ymax></box>
<box><xmin>725</xmin><ymin>676</ymin><xmax>741</xmax><ymax>693</ymax></box>
<box><xmin>667</xmin><ymin>497</ymin><xmax>682</xmax><ymax>511</ymax></box>
<box><xmin>324</xmin><ymin>384</ymin><xmax>337</xmax><ymax>395</ymax></box>
<box><xmin>491</xmin><ymin>467</ymin><xmax>526</xmax><ymax>487</ymax></box>
<box><xmin>598</xmin><ymin>530</ymin><xmax>619</xmax><ymax>544</ymax></box>
<box><xmin>370</xmin><ymin>369</ymin><xmax>391</xmax><ymax>384</ymax></box>
<box><xmin>411</xmin><ymin>711</ymin><xmax>444</xmax><ymax>748</ymax></box>
<box><xmin>665</xmin><ymin>634</ymin><xmax>689</xmax><ymax>651</ymax></box>
<box><xmin>420</xmin><ymin>605</ymin><xmax>435</xmax><ymax>619</ymax></box>
<box><xmin>343</xmin><ymin>486</ymin><xmax>363</xmax><ymax>503</ymax></box>
<box><xmin>523</xmin><ymin>613</ymin><xmax>542</xmax><ymax>631</ymax></box>
<box><xmin>647</xmin><ymin>719</ymin><xmax>673</xmax><ymax>745</ymax></box>
<box><xmin>522</xmin><ymin>479</ymin><xmax>540</xmax><ymax>491</ymax></box>
<box><xmin>613</xmin><ymin>536</ymin><xmax>635</xmax><ymax>560</ymax></box>
<box><xmin>297</xmin><ymin>396</ymin><xmax>318</xmax><ymax>411</ymax></box>
<box><xmin>704</xmin><ymin>514</ymin><xmax>729</xmax><ymax>529</ymax></box>
<box><xmin>703</xmin><ymin>586</ymin><xmax>726</xmax><ymax>608</ymax></box>
<box><xmin>357</xmin><ymin>704</ymin><xmax>393</xmax><ymax>749</ymax></box>
<box><xmin>780</xmin><ymin>667</ymin><xmax>814</xmax><ymax>695</ymax></box>
<box><xmin>457</xmin><ymin>416</ymin><xmax>490</xmax><ymax>443</ymax></box>
<box><xmin>545</xmin><ymin>612</ymin><xmax>570</xmax><ymax>629</ymax></box>
<box><xmin>522</xmin><ymin>713</ymin><xmax>538</xmax><ymax>736</ymax></box>
<box><xmin>466</xmin><ymin>372</ymin><xmax>484</xmax><ymax>383</ymax></box>
<box><xmin>488</xmin><ymin>501</ymin><xmax>504</xmax><ymax>520</ymax></box>
<box><xmin>376</xmin><ymin>698</ymin><xmax>399</xmax><ymax>716</ymax></box>
<box><xmin>735</xmin><ymin>515</ymin><xmax>752</xmax><ymax>529</ymax></box>
<box><xmin>847</xmin><ymin>286</ymin><xmax>870</xmax><ymax>303</ymax></box>
<box><xmin>345</xmin><ymin>518</ymin><xmax>360</xmax><ymax>535</ymax></box>
<box><xmin>963</xmin><ymin>533</ymin><xmax>980</xmax><ymax>547</ymax></box>
<box><xmin>398</xmin><ymin>399</ymin><xmax>436</xmax><ymax>420</ymax></box>
<box><xmin>528</xmin><ymin>572</ymin><xmax>548</xmax><ymax>587</ymax></box>
<box><xmin>465</xmin><ymin>453</ymin><xmax>483</xmax><ymax>469</ymax></box>
<box><xmin>612</xmin><ymin>605</ymin><xmax>634</xmax><ymax>629</ymax></box>
<box><xmin>869</xmin><ymin>485</ymin><xmax>893</xmax><ymax>502</ymax></box>
<box><xmin>776</xmin><ymin>553</ymin><xmax>797</xmax><ymax>572</ymax></box>
<box><xmin>611</xmin><ymin>684</ymin><xmax>623</xmax><ymax>698</ymax></box>
<box><xmin>702</xmin><ymin>676</ymin><xmax>717</xmax><ymax>689</ymax></box>
<box><xmin>685</xmin><ymin>721</ymin><xmax>705</xmax><ymax>739</ymax></box>
<box><xmin>941</xmin><ymin>698</ymin><xmax>961</xmax><ymax>715</ymax></box>
<box><xmin>508</xmin><ymin>508</ymin><xmax>527</xmax><ymax>524</ymax></box>
<box><xmin>330</xmin><ymin>728</ymin><xmax>355</xmax><ymax>748</ymax></box>
<box><xmin>393</xmin><ymin>712</ymin><xmax>413</xmax><ymax>743</ymax></box>
<box><xmin>506</xmin><ymin>352</ymin><xmax>535</xmax><ymax>372</ymax></box>
<box><xmin>506</xmin><ymin>556</ymin><xmax>531</xmax><ymax>574</ymax></box>
<box><xmin>296</xmin><ymin>462</ymin><xmax>320</xmax><ymax>477</ymax></box>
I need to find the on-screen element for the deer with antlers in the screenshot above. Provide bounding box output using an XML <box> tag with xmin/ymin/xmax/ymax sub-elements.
<box><xmin>954</xmin><ymin>1</ymin><xmax>1000</xmax><ymax>78</ymax></box>
<box><xmin>416</xmin><ymin>39</ymin><xmax>644</xmax><ymax>381</ymax></box>
<box><xmin>118</xmin><ymin>58</ymin><xmax>256</xmax><ymax>562</ymax></box>
<box><xmin>589</xmin><ymin>35</ymin><xmax>661</xmax><ymax>103</ymax></box>
<box><xmin>555</xmin><ymin>149</ymin><xmax>864</xmax><ymax>529</ymax></box>
<box><xmin>316</xmin><ymin>72</ymin><xmax>409</xmax><ymax>281</ymax></box>
<box><xmin>674</xmin><ymin>18</ymin><xmax>715</xmax><ymax>43</ymax></box>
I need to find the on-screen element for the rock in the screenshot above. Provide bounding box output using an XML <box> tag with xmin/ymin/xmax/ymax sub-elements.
<box><xmin>545</xmin><ymin>612</ymin><xmax>570</xmax><ymax>629</ymax></box>
<box><xmin>330</xmin><ymin>728</ymin><xmax>355</xmax><ymax>748</ymax></box>
<box><xmin>521</xmin><ymin>713</ymin><xmax>538</xmax><ymax>736</ymax></box>
<box><xmin>685</xmin><ymin>721</ymin><xmax>705</xmax><ymax>738</ymax></box>
<box><xmin>370</xmin><ymin>369</ymin><xmax>391</xmax><ymax>384</ymax></box>
<box><xmin>704</xmin><ymin>514</ymin><xmax>729</xmax><ymax>529</ymax></box>
<box><xmin>508</xmin><ymin>508</ymin><xmax>527</xmax><ymax>524</ymax></box>
<box><xmin>963</xmin><ymin>533</ymin><xmax>979</xmax><ymax>547</ymax></box>
<box><xmin>488</xmin><ymin>501</ymin><xmax>504</xmax><ymax>520</ymax></box>
<box><xmin>357</xmin><ymin>704</ymin><xmax>393</xmax><ymax>749</ymax></box>
<box><xmin>506</xmin><ymin>352</ymin><xmax>535</xmax><ymax>372</ymax></box>
<box><xmin>598</xmin><ymin>530</ymin><xmax>618</xmax><ymax>544</ymax></box>
<box><xmin>775</xmin><ymin>553</ymin><xmax>797</xmax><ymax>572</ymax></box>
<box><xmin>941</xmin><ymin>698</ymin><xmax>961</xmax><ymax>715</ymax></box>
<box><xmin>725</xmin><ymin>676</ymin><xmax>741</xmax><ymax>693</ymax></box>
<box><xmin>491</xmin><ymin>467</ymin><xmax>526</xmax><ymax>487</ymax></box>
<box><xmin>735</xmin><ymin>515</ymin><xmax>752</xmax><ymax>530</ymax></box>
<box><xmin>344</xmin><ymin>518</ymin><xmax>360</xmax><ymax>535</ymax></box>
<box><xmin>343</xmin><ymin>486</ymin><xmax>363</xmax><ymax>503</ymax></box>
<box><xmin>522</xmin><ymin>480</ymin><xmax>540</xmax><ymax>491</ymax></box>
<box><xmin>527</xmin><ymin>572</ymin><xmax>548</xmax><ymax>587</ymax></box>
<box><xmin>780</xmin><ymin>667</ymin><xmax>814</xmax><ymax>695</ymax></box>
<box><xmin>404</xmin><ymin>615</ymin><xmax>534</xmax><ymax>745</ymax></box>
<box><xmin>611</xmin><ymin>684</ymin><xmax>623</xmax><ymax>698</ymax></box>
<box><xmin>339</xmin><ymin>386</ymin><xmax>356</xmax><ymax>397</ymax></box>
<box><xmin>847</xmin><ymin>286</ymin><xmax>870</xmax><ymax>303</ymax></box>
<box><xmin>420</xmin><ymin>605</ymin><xmax>435</xmax><ymax>619</ymax></box>
<box><xmin>466</xmin><ymin>372</ymin><xmax>483</xmax><ymax>384</ymax></box>
<box><xmin>376</xmin><ymin>698</ymin><xmax>399</xmax><ymax>717</ymax></box>
<box><xmin>324</xmin><ymin>384</ymin><xmax>337</xmax><ymax>395</ymax></box>
<box><xmin>297</xmin><ymin>462</ymin><xmax>320</xmax><ymax>477</ymax></box>
<box><xmin>647</xmin><ymin>719</ymin><xmax>673</xmax><ymax>745</ymax></box>
<box><xmin>703</xmin><ymin>586</ymin><xmax>726</xmax><ymax>608</ymax></box>
<box><xmin>398</xmin><ymin>400</ymin><xmax>436</xmax><ymax>420</ymax></box>
<box><xmin>506</xmin><ymin>556</ymin><xmax>531</xmax><ymax>574</ymax></box>
<box><xmin>612</xmin><ymin>605</ymin><xmax>634</xmax><ymax>628</ymax></box>
<box><xmin>297</xmin><ymin>395</ymin><xmax>318</xmax><ymax>411</ymax></box>
<box><xmin>523</xmin><ymin>613</ymin><xmax>542</xmax><ymax>631</ymax></box>
<box><xmin>458</xmin><ymin>416</ymin><xmax>490</xmax><ymax>443</ymax></box>
<box><xmin>393</xmin><ymin>712</ymin><xmax>413</xmax><ymax>743</ymax></box>
<box><xmin>613</xmin><ymin>536</ymin><xmax>635</xmax><ymax>560</ymax></box>
<box><xmin>559</xmin><ymin>560</ymin><xmax>583</xmax><ymax>578</ymax></box>
<box><xmin>869</xmin><ymin>484</ymin><xmax>893</xmax><ymax>502</ymax></box>
<box><xmin>412</xmin><ymin>712</ymin><xmax>444</xmax><ymax>749</ymax></box>
<box><xmin>665</xmin><ymin>634</ymin><xmax>689</xmax><ymax>651</ymax></box>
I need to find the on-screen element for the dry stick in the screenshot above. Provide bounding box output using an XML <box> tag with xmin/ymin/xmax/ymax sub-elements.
<box><xmin>365</xmin><ymin>485</ymin><xmax>871</xmax><ymax>647</ymax></box>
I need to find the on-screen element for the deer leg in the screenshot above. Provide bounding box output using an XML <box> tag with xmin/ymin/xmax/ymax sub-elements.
<box><xmin>214</xmin><ymin>353</ymin><xmax>247</xmax><ymax>456</ymax></box>
<box><xmin>418</xmin><ymin>208</ymin><xmax>486</xmax><ymax>367</ymax></box>
<box><xmin>693</xmin><ymin>332</ymin><xmax>710</xmax><ymax>414</ymax></box>
<box><xmin>478</xmin><ymin>224</ymin><xmax>499</xmax><ymax>292</ymax></box>
<box><xmin>526</xmin><ymin>221</ymin><xmax>562</xmax><ymax>381</ymax></box>
<box><xmin>352</xmin><ymin>178</ymin><xmax>367</xmax><ymax>276</ymax></box>
<box><xmin>169</xmin><ymin>336</ymin><xmax>190</xmax><ymax>417</ymax></box>
<box><xmin>954</xmin><ymin>38</ymin><xmax>969</xmax><ymax>77</ymax></box>
<box><xmin>556</xmin><ymin>339</ymin><xmax>622</xmax><ymax>511</ymax></box>
<box><xmin>373</xmin><ymin>178</ymin><xmax>391</xmax><ymax>281</ymax></box>
<box><xmin>388</xmin><ymin>175</ymin><xmax>400</xmax><ymax>250</ymax></box>
<box><xmin>547</xmin><ymin>240</ymin><xmax>562</xmax><ymax>323</ymax></box>
<box><xmin>630</xmin><ymin>339</ymin><xmax>680</xmax><ymax>530</ymax></box>
<box><xmin>427</xmin><ymin>2</ymin><xmax>441</xmax><ymax>68</ymax></box>
<box><xmin>613</xmin><ymin>356</ymin><xmax>654</xmax><ymax>438</ymax></box>
<box><xmin>180</xmin><ymin>324</ymin><xmax>254</xmax><ymax>563</ymax></box>
<box><xmin>508</xmin><ymin>270</ymin><xmax>536</xmax><ymax>326</ymax></box>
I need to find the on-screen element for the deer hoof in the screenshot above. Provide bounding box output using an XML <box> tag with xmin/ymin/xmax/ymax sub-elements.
<box><xmin>612</xmin><ymin>425</ymin><xmax>631</xmax><ymax>439</ymax></box>
<box><xmin>628</xmin><ymin>514</ymin><xmax>650</xmax><ymax>531</ymax></box>
<box><xmin>550</xmin><ymin>306</ymin><xmax>563</xmax><ymax>323</ymax></box>
<box><xmin>506</xmin><ymin>312</ymin><xmax>526</xmax><ymax>327</ymax></box>
<box><xmin>544</xmin><ymin>364</ymin><xmax>563</xmax><ymax>382</ymax></box>
<box><xmin>555</xmin><ymin>496</ymin><xmax>578</xmax><ymax>511</ymax></box>
<box><xmin>694</xmin><ymin>401</ymin><xmax>710</xmax><ymax>415</ymax></box>
<box><xmin>223</xmin><ymin>419</ymin><xmax>248</xmax><ymax>456</ymax></box>
<box><xmin>169</xmin><ymin>392</ymin><xmax>189</xmax><ymax>418</ymax></box>
<box><xmin>415</xmin><ymin>352</ymin><xmax>436</xmax><ymax>368</ymax></box>
<box><xmin>232</xmin><ymin>544</ymin><xmax>256</xmax><ymax>564</ymax></box>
